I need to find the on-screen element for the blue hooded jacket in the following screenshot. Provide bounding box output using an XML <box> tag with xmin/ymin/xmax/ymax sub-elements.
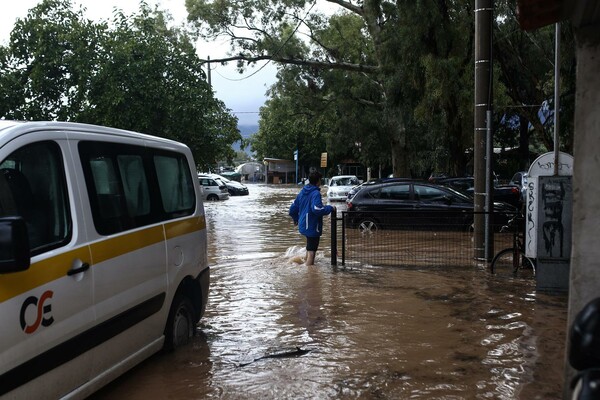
<box><xmin>289</xmin><ymin>184</ymin><xmax>334</xmax><ymax>237</ymax></box>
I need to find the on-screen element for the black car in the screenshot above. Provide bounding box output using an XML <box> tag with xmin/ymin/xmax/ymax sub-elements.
<box><xmin>435</xmin><ymin>177</ymin><xmax>522</xmax><ymax>208</ymax></box>
<box><xmin>346</xmin><ymin>181</ymin><xmax>517</xmax><ymax>232</ymax></box>
<box><xmin>346</xmin><ymin>177</ymin><xmax>415</xmax><ymax>201</ymax></box>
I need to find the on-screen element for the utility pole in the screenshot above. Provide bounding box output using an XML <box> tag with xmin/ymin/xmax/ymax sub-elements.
<box><xmin>207</xmin><ymin>56</ymin><xmax>212</xmax><ymax>87</ymax></box>
<box><xmin>553</xmin><ymin>23</ymin><xmax>561</xmax><ymax>176</ymax></box>
<box><xmin>474</xmin><ymin>0</ymin><xmax>494</xmax><ymax>261</ymax></box>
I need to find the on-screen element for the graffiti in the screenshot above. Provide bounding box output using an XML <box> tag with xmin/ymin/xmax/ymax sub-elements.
<box><xmin>526</xmin><ymin>181</ymin><xmax>536</xmax><ymax>254</ymax></box>
<box><xmin>536</xmin><ymin>160</ymin><xmax>572</xmax><ymax>172</ymax></box>
<box><xmin>541</xmin><ymin>180</ymin><xmax>566</xmax><ymax>258</ymax></box>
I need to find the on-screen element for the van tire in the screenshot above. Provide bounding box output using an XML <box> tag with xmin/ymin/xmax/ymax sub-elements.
<box><xmin>164</xmin><ymin>295</ymin><xmax>195</xmax><ymax>351</ymax></box>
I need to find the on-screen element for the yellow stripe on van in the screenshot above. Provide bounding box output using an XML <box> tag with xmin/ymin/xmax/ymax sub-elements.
<box><xmin>0</xmin><ymin>216</ymin><xmax>206</xmax><ymax>303</ymax></box>
<box><xmin>89</xmin><ymin>225</ymin><xmax>165</xmax><ymax>265</ymax></box>
<box><xmin>0</xmin><ymin>246</ymin><xmax>92</xmax><ymax>303</ymax></box>
<box><xmin>165</xmin><ymin>216</ymin><xmax>206</xmax><ymax>239</ymax></box>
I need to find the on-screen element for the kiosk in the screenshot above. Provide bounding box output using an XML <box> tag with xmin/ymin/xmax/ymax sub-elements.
<box><xmin>525</xmin><ymin>151</ymin><xmax>574</xmax><ymax>292</ymax></box>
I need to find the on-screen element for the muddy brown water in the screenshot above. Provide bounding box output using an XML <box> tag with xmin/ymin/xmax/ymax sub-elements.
<box><xmin>92</xmin><ymin>184</ymin><xmax>568</xmax><ymax>399</ymax></box>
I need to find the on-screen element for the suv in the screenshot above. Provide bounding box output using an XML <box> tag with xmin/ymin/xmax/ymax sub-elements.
<box><xmin>198</xmin><ymin>176</ymin><xmax>229</xmax><ymax>200</ymax></box>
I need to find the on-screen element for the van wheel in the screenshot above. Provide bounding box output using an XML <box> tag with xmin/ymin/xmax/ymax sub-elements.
<box><xmin>207</xmin><ymin>194</ymin><xmax>219</xmax><ymax>201</ymax></box>
<box><xmin>164</xmin><ymin>295</ymin><xmax>195</xmax><ymax>351</ymax></box>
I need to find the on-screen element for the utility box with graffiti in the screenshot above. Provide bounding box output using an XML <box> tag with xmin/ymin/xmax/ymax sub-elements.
<box><xmin>525</xmin><ymin>151</ymin><xmax>574</xmax><ymax>292</ymax></box>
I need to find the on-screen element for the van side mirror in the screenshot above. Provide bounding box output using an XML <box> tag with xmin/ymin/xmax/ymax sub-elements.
<box><xmin>0</xmin><ymin>217</ymin><xmax>31</xmax><ymax>273</ymax></box>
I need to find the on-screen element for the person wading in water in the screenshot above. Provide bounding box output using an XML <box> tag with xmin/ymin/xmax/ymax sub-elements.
<box><xmin>289</xmin><ymin>171</ymin><xmax>335</xmax><ymax>265</ymax></box>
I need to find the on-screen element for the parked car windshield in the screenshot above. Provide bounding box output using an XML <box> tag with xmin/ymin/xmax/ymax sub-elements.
<box><xmin>216</xmin><ymin>174</ymin><xmax>231</xmax><ymax>183</ymax></box>
<box><xmin>331</xmin><ymin>177</ymin><xmax>359</xmax><ymax>186</ymax></box>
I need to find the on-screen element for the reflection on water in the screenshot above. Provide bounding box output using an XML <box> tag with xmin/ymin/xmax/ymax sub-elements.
<box><xmin>93</xmin><ymin>184</ymin><xmax>568</xmax><ymax>399</ymax></box>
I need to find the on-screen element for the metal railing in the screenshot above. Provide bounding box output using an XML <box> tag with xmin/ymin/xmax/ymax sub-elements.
<box><xmin>331</xmin><ymin>210</ymin><xmax>519</xmax><ymax>268</ymax></box>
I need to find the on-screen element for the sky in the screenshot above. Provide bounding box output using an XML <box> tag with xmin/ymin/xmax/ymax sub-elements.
<box><xmin>0</xmin><ymin>0</ymin><xmax>278</xmax><ymax>125</ymax></box>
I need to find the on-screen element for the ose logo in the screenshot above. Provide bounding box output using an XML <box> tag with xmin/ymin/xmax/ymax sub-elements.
<box><xmin>20</xmin><ymin>290</ymin><xmax>54</xmax><ymax>334</ymax></box>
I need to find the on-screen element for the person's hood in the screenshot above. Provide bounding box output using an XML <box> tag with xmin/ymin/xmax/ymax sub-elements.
<box><xmin>301</xmin><ymin>184</ymin><xmax>320</xmax><ymax>195</ymax></box>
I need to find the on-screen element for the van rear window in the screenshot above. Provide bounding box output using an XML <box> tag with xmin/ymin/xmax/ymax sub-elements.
<box><xmin>79</xmin><ymin>141</ymin><xmax>195</xmax><ymax>235</ymax></box>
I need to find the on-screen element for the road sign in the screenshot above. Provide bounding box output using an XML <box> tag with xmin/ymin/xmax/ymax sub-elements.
<box><xmin>320</xmin><ymin>152</ymin><xmax>327</xmax><ymax>168</ymax></box>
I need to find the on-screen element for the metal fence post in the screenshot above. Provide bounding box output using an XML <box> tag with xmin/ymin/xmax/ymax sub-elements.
<box><xmin>341</xmin><ymin>212</ymin><xmax>346</xmax><ymax>266</ymax></box>
<box><xmin>331</xmin><ymin>207</ymin><xmax>337</xmax><ymax>266</ymax></box>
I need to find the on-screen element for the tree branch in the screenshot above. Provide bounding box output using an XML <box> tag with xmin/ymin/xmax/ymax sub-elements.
<box><xmin>201</xmin><ymin>54</ymin><xmax>379</xmax><ymax>73</ymax></box>
<box><xmin>325</xmin><ymin>0</ymin><xmax>363</xmax><ymax>16</ymax></box>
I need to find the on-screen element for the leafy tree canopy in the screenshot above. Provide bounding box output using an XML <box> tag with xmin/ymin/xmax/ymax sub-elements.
<box><xmin>0</xmin><ymin>0</ymin><xmax>241</xmax><ymax>171</ymax></box>
<box><xmin>186</xmin><ymin>0</ymin><xmax>575</xmax><ymax>178</ymax></box>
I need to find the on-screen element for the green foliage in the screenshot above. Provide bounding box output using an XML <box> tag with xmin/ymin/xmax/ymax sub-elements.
<box><xmin>187</xmin><ymin>0</ymin><xmax>575</xmax><ymax>177</ymax></box>
<box><xmin>0</xmin><ymin>0</ymin><xmax>240</xmax><ymax>171</ymax></box>
<box><xmin>0</xmin><ymin>0</ymin><xmax>102</xmax><ymax>120</ymax></box>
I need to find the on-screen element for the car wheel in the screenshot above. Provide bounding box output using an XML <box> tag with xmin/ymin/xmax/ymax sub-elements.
<box><xmin>358</xmin><ymin>218</ymin><xmax>379</xmax><ymax>234</ymax></box>
<box><xmin>207</xmin><ymin>194</ymin><xmax>219</xmax><ymax>201</ymax></box>
<box><xmin>164</xmin><ymin>294</ymin><xmax>195</xmax><ymax>351</ymax></box>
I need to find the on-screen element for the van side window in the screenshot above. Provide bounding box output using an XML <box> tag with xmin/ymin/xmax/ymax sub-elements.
<box><xmin>118</xmin><ymin>155</ymin><xmax>150</xmax><ymax>217</ymax></box>
<box><xmin>0</xmin><ymin>141</ymin><xmax>71</xmax><ymax>254</ymax></box>
<box><xmin>154</xmin><ymin>154</ymin><xmax>195</xmax><ymax>213</ymax></box>
<box><xmin>79</xmin><ymin>141</ymin><xmax>195</xmax><ymax>235</ymax></box>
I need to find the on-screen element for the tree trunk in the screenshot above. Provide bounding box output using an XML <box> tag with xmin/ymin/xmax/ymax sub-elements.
<box><xmin>387</xmin><ymin>108</ymin><xmax>410</xmax><ymax>177</ymax></box>
<box><xmin>391</xmin><ymin>137</ymin><xmax>409</xmax><ymax>177</ymax></box>
<box><xmin>448</xmin><ymin>136</ymin><xmax>468</xmax><ymax>176</ymax></box>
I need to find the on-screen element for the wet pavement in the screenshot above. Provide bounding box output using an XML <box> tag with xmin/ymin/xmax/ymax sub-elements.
<box><xmin>92</xmin><ymin>183</ymin><xmax>568</xmax><ymax>399</ymax></box>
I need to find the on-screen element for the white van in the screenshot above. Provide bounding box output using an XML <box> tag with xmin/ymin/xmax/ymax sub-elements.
<box><xmin>0</xmin><ymin>121</ymin><xmax>209</xmax><ymax>399</ymax></box>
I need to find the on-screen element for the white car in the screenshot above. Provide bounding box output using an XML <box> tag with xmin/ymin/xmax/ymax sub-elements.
<box><xmin>327</xmin><ymin>175</ymin><xmax>360</xmax><ymax>201</ymax></box>
<box><xmin>198</xmin><ymin>176</ymin><xmax>230</xmax><ymax>200</ymax></box>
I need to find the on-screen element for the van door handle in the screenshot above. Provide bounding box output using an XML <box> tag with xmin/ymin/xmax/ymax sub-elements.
<box><xmin>67</xmin><ymin>263</ymin><xmax>90</xmax><ymax>276</ymax></box>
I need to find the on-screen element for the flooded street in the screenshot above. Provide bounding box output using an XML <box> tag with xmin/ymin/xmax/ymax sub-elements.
<box><xmin>93</xmin><ymin>184</ymin><xmax>568</xmax><ymax>399</ymax></box>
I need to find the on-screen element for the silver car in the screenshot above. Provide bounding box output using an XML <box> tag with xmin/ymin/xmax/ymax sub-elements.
<box><xmin>198</xmin><ymin>176</ymin><xmax>230</xmax><ymax>201</ymax></box>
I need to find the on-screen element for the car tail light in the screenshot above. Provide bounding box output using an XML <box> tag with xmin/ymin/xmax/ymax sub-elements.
<box><xmin>347</xmin><ymin>202</ymin><xmax>353</xmax><ymax>210</ymax></box>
